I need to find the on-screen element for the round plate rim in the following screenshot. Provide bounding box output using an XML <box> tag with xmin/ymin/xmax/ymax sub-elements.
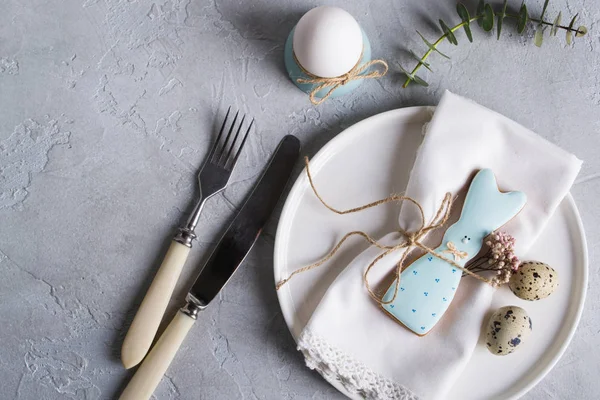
<box><xmin>273</xmin><ymin>106</ymin><xmax>588</xmax><ymax>400</ymax></box>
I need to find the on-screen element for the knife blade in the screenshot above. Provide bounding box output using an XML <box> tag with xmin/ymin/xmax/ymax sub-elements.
<box><xmin>187</xmin><ymin>134</ymin><xmax>300</xmax><ymax>309</ymax></box>
<box><xmin>119</xmin><ymin>134</ymin><xmax>300</xmax><ymax>400</ymax></box>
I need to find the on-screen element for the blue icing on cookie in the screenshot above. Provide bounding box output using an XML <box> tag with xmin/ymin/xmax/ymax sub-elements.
<box><xmin>381</xmin><ymin>169</ymin><xmax>526</xmax><ymax>335</ymax></box>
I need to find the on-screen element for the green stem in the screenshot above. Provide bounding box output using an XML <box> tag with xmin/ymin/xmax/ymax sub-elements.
<box><xmin>402</xmin><ymin>11</ymin><xmax>585</xmax><ymax>88</ymax></box>
<box><xmin>403</xmin><ymin>16</ymin><xmax>482</xmax><ymax>88</ymax></box>
<box><xmin>511</xmin><ymin>14</ymin><xmax>581</xmax><ymax>31</ymax></box>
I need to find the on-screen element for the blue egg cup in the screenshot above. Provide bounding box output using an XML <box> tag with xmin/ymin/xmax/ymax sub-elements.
<box><xmin>284</xmin><ymin>26</ymin><xmax>372</xmax><ymax>100</ymax></box>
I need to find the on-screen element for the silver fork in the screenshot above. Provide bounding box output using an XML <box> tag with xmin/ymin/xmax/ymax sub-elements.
<box><xmin>121</xmin><ymin>108</ymin><xmax>253</xmax><ymax>369</ymax></box>
<box><xmin>173</xmin><ymin>108</ymin><xmax>254</xmax><ymax>246</ymax></box>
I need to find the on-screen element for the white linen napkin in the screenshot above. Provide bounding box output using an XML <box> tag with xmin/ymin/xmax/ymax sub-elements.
<box><xmin>296</xmin><ymin>91</ymin><xmax>582</xmax><ymax>400</ymax></box>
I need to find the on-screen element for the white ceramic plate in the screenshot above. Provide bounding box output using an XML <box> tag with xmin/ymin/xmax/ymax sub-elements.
<box><xmin>273</xmin><ymin>107</ymin><xmax>588</xmax><ymax>400</ymax></box>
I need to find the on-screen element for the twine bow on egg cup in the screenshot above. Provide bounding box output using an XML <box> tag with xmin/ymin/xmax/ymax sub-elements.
<box><xmin>284</xmin><ymin>26</ymin><xmax>388</xmax><ymax>106</ymax></box>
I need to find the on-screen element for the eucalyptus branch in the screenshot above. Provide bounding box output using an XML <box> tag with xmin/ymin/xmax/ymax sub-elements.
<box><xmin>401</xmin><ymin>0</ymin><xmax>588</xmax><ymax>88</ymax></box>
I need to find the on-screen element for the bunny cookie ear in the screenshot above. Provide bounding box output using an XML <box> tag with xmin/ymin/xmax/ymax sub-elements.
<box><xmin>459</xmin><ymin>169</ymin><xmax>527</xmax><ymax>232</ymax></box>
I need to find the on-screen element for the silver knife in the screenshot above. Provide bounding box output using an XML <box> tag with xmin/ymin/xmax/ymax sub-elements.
<box><xmin>119</xmin><ymin>135</ymin><xmax>300</xmax><ymax>400</ymax></box>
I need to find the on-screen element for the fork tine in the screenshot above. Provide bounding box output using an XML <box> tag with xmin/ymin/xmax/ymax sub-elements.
<box><xmin>208</xmin><ymin>106</ymin><xmax>231</xmax><ymax>161</ymax></box>
<box><xmin>216</xmin><ymin>110</ymin><xmax>239</xmax><ymax>165</ymax></box>
<box><xmin>223</xmin><ymin>114</ymin><xmax>246</xmax><ymax>167</ymax></box>
<box><xmin>229</xmin><ymin>118</ymin><xmax>254</xmax><ymax>169</ymax></box>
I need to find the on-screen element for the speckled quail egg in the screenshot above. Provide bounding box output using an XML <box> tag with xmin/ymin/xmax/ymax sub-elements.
<box><xmin>509</xmin><ymin>261</ymin><xmax>558</xmax><ymax>301</ymax></box>
<box><xmin>486</xmin><ymin>306</ymin><xmax>532</xmax><ymax>356</ymax></box>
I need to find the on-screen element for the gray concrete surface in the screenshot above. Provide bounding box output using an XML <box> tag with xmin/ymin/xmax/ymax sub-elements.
<box><xmin>1</xmin><ymin>0</ymin><xmax>599</xmax><ymax>399</ymax></box>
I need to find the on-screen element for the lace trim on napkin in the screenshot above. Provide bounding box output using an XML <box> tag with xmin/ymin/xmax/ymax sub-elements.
<box><xmin>297</xmin><ymin>329</ymin><xmax>420</xmax><ymax>400</ymax></box>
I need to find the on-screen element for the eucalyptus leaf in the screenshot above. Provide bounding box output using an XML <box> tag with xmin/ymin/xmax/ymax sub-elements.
<box><xmin>517</xmin><ymin>4</ymin><xmax>528</xmax><ymax>34</ymax></box>
<box><xmin>457</xmin><ymin>3</ymin><xmax>470</xmax><ymax>22</ymax></box>
<box><xmin>482</xmin><ymin>4</ymin><xmax>494</xmax><ymax>32</ymax></box>
<box><xmin>398</xmin><ymin>64</ymin><xmax>428</xmax><ymax>87</ymax></box>
<box><xmin>440</xmin><ymin>19</ymin><xmax>458</xmax><ymax>45</ymax></box>
<box><xmin>501</xmin><ymin>1</ymin><xmax>509</xmax><ymax>16</ymax></box>
<box><xmin>564</xmin><ymin>14</ymin><xmax>577</xmax><ymax>45</ymax></box>
<box><xmin>456</xmin><ymin>4</ymin><xmax>473</xmax><ymax>42</ymax></box>
<box><xmin>397</xmin><ymin>63</ymin><xmax>414</xmax><ymax>78</ymax></box>
<box><xmin>576</xmin><ymin>25</ymin><xmax>588</xmax><ymax>37</ymax></box>
<box><xmin>534</xmin><ymin>26</ymin><xmax>545</xmax><ymax>47</ymax></box>
<box><xmin>477</xmin><ymin>0</ymin><xmax>485</xmax><ymax>27</ymax></box>
<box><xmin>417</xmin><ymin>30</ymin><xmax>450</xmax><ymax>58</ymax></box>
<box><xmin>497</xmin><ymin>16</ymin><xmax>503</xmax><ymax>39</ymax></box>
<box><xmin>413</xmin><ymin>74</ymin><xmax>429</xmax><ymax>87</ymax></box>
<box><xmin>497</xmin><ymin>0</ymin><xmax>508</xmax><ymax>39</ymax></box>
<box><xmin>409</xmin><ymin>50</ymin><xmax>432</xmax><ymax>71</ymax></box>
<box><xmin>540</xmin><ymin>0</ymin><xmax>550</xmax><ymax>20</ymax></box>
<box><xmin>568</xmin><ymin>14</ymin><xmax>578</xmax><ymax>30</ymax></box>
<box><xmin>551</xmin><ymin>12</ymin><xmax>562</xmax><ymax>36</ymax></box>
<box><xmin>463</xmin><ymin>23</ymin><xmax>473</xmax><ymax>43</ymax></box>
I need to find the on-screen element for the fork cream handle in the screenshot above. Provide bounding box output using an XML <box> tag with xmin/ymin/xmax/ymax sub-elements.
<box><xmin>121</xmin><ymin>241</ymin><xmax>191</xmax><ymax>369</ymax></box>
<box><xmin>119</xmin><ymin>310</ymin><xmax>195</xmax><ymax>400</ymax></box>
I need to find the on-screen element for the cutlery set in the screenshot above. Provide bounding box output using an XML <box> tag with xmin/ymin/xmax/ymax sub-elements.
<box><xmin>119</xmin><ymin>108</ymin><xmax>300</xmax><ymax>400</ymax></box>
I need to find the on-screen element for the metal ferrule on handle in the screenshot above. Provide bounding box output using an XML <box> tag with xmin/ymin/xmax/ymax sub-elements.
<box><xmin>180</xmin><ymin>295</ymin><xmax>205</xmax><ymax>319</ymax></box>
<box><xmin>173</xmin><ymin>196</ymin><xmax>206</xmax><ymax>247</ymax></box>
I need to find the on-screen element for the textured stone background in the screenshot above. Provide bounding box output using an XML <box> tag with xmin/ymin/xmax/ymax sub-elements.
<box><xmin>1</xmin><ymin>0</ymin><xmax>599</xmax><ymax>399</ymax></box>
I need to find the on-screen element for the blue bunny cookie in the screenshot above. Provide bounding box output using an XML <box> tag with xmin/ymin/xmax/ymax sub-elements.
<box><xmin>381</xmin><ymin>169</ymin><xmax>527</xmax><ymax>335</ymax></box>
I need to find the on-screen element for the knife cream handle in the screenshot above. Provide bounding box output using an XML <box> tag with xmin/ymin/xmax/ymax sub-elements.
<box><xmin>121</xmin><ymin>240</ymin><xmax>191</xmax><ymax>369</ymax></box>
<box><xmin>119</xmin><ymin>310</ymin><xmax>195</xmax><ymax>400</ymax></box>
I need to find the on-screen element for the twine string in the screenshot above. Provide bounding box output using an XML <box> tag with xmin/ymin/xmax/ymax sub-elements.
<box><xmin>275</xmin><ymin>157</ymin><xmax>495</xmax><ymax>306</ymax></box>
<box><xmin>293</xmin><ymin>51</ymin><xmax>388</xmax><ymax>106</ymax></box>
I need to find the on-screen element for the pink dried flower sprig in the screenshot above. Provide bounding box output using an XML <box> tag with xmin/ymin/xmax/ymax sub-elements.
<box><xmin>486</xmin><ymin>231</ymin><xmax>520</xmax><ymax>271</ymax></box>
<box><xmin>465</xmin><ymin>231</ymin><xmax>521</xmax><ymax>287</ymax></box>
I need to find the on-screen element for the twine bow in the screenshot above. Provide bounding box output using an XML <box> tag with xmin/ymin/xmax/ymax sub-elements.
<box><xmin>275</xmin><ymin>157</ymin><xmax>495</xmax><ymax>306</ymax></box>
<box><xmin>294</xmin><ymin>51</ymin><xmax>388</xmax><ymax>106</ymax></box>
<box><xmin>443</xmin><ymin>242</ymin><xmax>469</xmax><ymax>261</ymax></box>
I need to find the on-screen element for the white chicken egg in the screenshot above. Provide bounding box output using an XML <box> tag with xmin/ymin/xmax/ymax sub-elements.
<box><xmin>292</xmin><ymin>6</ymin><xmax>363</xmax><ymax>78</ymax></box>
